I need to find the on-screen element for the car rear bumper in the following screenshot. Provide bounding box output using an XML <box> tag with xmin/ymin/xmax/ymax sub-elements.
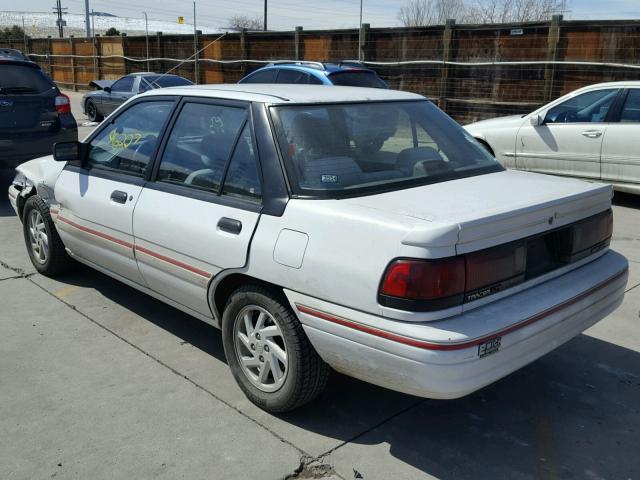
<box><xmin>0</xmin><ymin>121</ymin><xmax>77</xmax><ymax>168</ymax></box>
<box><xmin>285</xmin><ymin>250</ymin><xmax>628</xmax><ymax>399</ymax></box>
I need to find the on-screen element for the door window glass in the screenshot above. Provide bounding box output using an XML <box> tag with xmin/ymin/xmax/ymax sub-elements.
<box><xmin>86</xmin><ymin>101</ymin><xmax>173</xmax><ymax>176</ymax></box>
<box><xmin>111</xmin><ymin>76</ymin><xmax>134</xmax><ymax>92</ymax></box>
<box><xmin>241</xmin><ymin>69</ymin><xmax>277</xmax><ymax>83</ymax></box>
<box><xmin>222</xmin><ymin>123</ymin><xmax>262</xmax><ymax>202</ymax></box>
<box><xmin>276</xmin><ymin>69</ymin><xmax>310</xmax><ymax>84</ymax></box>
<box><xmin>157</xmin><ymin>103</ymin><xmax>247</xmax><ymax>193</ymax></box>
<box><xmin>621</xmin><ymin>90</ymin><xmax>640</xmax><ymax>122</ymax></box>
<box><xmin>544</xmin><ymin>89</ymin><xmax>619</xmax><ymax>124</ymax></box>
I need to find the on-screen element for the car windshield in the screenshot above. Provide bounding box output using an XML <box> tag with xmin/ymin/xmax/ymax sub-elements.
<box><xmin>271</xmin><ymin>100</ymin><xmax>502</xmax><ymax>197</ymax></box>
<box><xmin>0</xmin><ymin>65</ymin><xmax>53</xmax><ymax>94</ymax></box>
<box><xmin>328</xmin><ymin>71</ymin><xmax>387</xmax><ymax>88</ymax></box>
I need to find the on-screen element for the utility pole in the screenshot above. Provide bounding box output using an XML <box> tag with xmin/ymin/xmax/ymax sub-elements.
<box><xmin>358</xmin><ymin>0</ymin><xmax>363</xmax><ymax>61</ymax></box>
<box><xmin>143</xmin><ymin>11</ymin><xmax>150</xmax><ymax>71</ymax></box>
<box><xmin>84</xmin><ymin>0</ymin><xmax>90</xmax><ymax>37</ymax></box>
<box><xmin>53</xmin><ymin>0</ymin><xmax>66</xmax><ymax>38</ymax></box>
<box><xmin>263</xmin><ymin>0</ymin><xmax>267</xmax><ymax>31</ymax></box>
<box><xmin>22</xmin><ymin>16</ymin><xmax>28</xmax><ymax>52</ymax></box>
<box><xmin>193</xmin><ymin>2</ymin><xmax>199</xmax><ymax>84</ymax></box>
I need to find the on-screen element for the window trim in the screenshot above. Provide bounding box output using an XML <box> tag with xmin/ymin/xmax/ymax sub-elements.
<box><xmin>65</xmin><ymin>96</ymin><xmax>179</xmax><ymax>183</ymax></box>
<box><xmin>147</xmin><ymin>96</ymin><xmax>264</xmax><ymax>211</ymax></box>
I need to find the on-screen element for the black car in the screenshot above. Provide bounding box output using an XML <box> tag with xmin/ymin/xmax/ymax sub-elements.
<box><xmin>0</xmin><ymin>55</ymin><xmax>77</xmax><ymax>168</ymax></box>
<box><xmin>82</xmin><ymin>73</ymin><xmax>193</xmax><ymax>122</ymax></box>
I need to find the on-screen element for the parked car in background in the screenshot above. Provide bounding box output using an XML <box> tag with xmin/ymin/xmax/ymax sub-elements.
<box><xmin>0</xmin><ymin>54</ymin><xmax>76</xmax><ymax>168</ymax></box>
<box><xmin>465</xmin><ymin>82</ymin><xmax>640</xmax><ymax>195</ymax></box>
<box><xmin>0</xmin><ymin>48</ymin><xmax>31</xmax><ymax>61</ymax></box>
<box><xmin>82</xmin><ymin>72</ymin><xmax>193</xmax><ymax>122</ymax></box>
<box><xmin>8</xmin><ymin>84</ymin><xmax>627</xmax><ymax>413</ymax></box>
<box><xmin>239</xmin><ymin>61</ymin><xmax>388</xmax><ymax>88</ymax></box>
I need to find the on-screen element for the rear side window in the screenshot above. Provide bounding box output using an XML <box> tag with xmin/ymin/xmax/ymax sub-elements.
<box><xmin>328</xmin><ymin>71</ymin><xmax>387</xmax><ymax>89</ymax></box>
<box><xmin>0</xmin><ymin>65</ymin><xmax>53</xmax><ymax>94</ymax></box>
<box><xmin>86</xmin><ymin>101</ymin><xmax>173</xmax><ymax>176</ymax></box>
<box><xmin>276</xmin><ymin>69</ymin><xmax>310</xmax><ymax>84</ymax></box>
<box><xmin>241</xmin><ymin>69</ymin><xmax>277</xmax><ymax>83</ymax></box>
<box><xmin>222</xmin><ymin>123</ymin><xmax>261</xmax><ymax>202</ymax></box>
<box><xmin>157</xmin><ymin>103</ymin><xmax>247</xmax><ymax>193</ymax></box>
<box><xmin>621</xmin><ymin>89</ymin><xmax>640</xmax><ymax>123</ymax></box>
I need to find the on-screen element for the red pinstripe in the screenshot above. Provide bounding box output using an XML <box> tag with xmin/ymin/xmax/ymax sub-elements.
<box><xmin>296</xmin><ymin>268</ymin><xmax>626</xmax><ymax>351</ymax></box>
<box><xmin>135</xmin><ymin>245</ymin><xmax>212</xmax><ymax>279</ymax></box>
<box><xmin>57</xmin><ymin>215</ymin><xmax>133</xmax><ymax>249</ymax></box>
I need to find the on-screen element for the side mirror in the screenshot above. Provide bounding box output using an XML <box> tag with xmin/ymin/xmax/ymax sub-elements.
<box><xmin>53</xmin><ymin>141</ymin><xmax>84</xmax><ymax>162</ymax></box>
<box><xmin>104</xmin><ymin>86</ymin><xmax>111</xmax><ymax>93</ymax></box>
<box><xmin>530</xmin><ymin>114</ymin><xmax>543</xmax><ymax>127</ymax></box>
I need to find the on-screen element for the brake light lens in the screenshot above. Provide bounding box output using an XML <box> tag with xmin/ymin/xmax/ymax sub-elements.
<box><xmin>380</xmin><ymin>258</ymin><xmax>465</xmax><ymax>301</ymax></box>
<box><xmin>465</xmin><ymin>242</ymin><xmax>527</xmax><ymax>295</ymax></box>
<box><xmin>55</xmin><ymin>93</ymin><xmax>71</xmax><ymax>114</ymax></box>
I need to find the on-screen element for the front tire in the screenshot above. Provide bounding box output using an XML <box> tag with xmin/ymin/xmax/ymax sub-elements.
<box><xmin>222</xmin><ymin>285</ymin><xmax>330</xmax><ymax>413</ymax></box>
<box><xmin>86</xmin><ymin>99</ymin><xmax>103</xmax><ymax>122</ymax></box>
<box><xmin>22</xmin><ymin>196</ymin><xmax>73</xmax><ymax>276</ymax></box>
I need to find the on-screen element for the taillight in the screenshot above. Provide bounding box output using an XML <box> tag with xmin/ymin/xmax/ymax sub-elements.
<box><xmin>55</xmin><ymin>93</ymin><xmax>71</xmax><ymax>114</ymax></box>
<box><xmin>380</xmin><ymin>258</ymin><xmax>465</xmax><ymax>309</ymax></box>
<box><xmin>465</xmin><ymin>241</ymin><xmax>526</xmax><ymax>300</ymax></box>
<box><xmin>555</xmin><ymin>209</ymin><xmax>612</xmax><ymax>262</ymax></box>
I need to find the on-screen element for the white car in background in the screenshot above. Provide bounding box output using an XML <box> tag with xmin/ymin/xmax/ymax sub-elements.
<box><xmin>8</xmin><ymin>85</ymin><xmax>628</xmax><ymax>413</ymax></box>
<box><xmin>465</xmin><ymin>81</ymin><xmax>640</xmax><ymax>195</ymax></box>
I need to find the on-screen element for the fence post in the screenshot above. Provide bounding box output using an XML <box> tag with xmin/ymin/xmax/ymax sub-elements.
<box><xmin>47</xmin><ymin>36</ymin><xmax>53</xmax><ymax>78</ymax></box>
<box><xmin>121</xmin><ymin>33</ymin><xmax>128</xmax><ymax>75</ymax></box>
<box><xmin>438</xmin><ymin>19</ymin><xmax>455</xmax><ymax>109</ymax></box>
<box><xmin>69</xmin><ymin>36</ymin><xmax>77</xmax><ymax>91</ymax></box>
<box><xmin>156</xmin><ymin>32</ymin><xmax>164</xmax><ymax>74</ymax></box>
<box><xmin>240</xmin><ymin>28</ymin><xmax>249</xmax><ymax>77</ymax></box>
<box><xmin>544</xmin><ymin>14</ymin><xmax>563</xmax><ymax>103</ymax></box>
<box><xmin>294</xmin><ymin>26</ymin><xmax>303</xmax><ymax>60</ymax></box>
<box><xmin>359</xmin><ymin>23</ymin><xmax>370</xmax><ymax>61</ymax></box>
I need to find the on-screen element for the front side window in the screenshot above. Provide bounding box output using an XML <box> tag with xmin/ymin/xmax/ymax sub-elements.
<box><xmin>111</xmin><ymin>76</ymin><xmax>134</xmax><ymax>93</ymax></box>
<box><xmin>271</xmin><ymin>100</ymin><xmax>501</xmax><ymax>197</ymax></box>
<box><xmin>157</xmin><ymin>103</ymin><xmax>247</xmax><ymax>193</ymax></box>
<box><xmin>544</xmin><ymin>89</ymin><xmax>619</xmax><ymax>124</ymax></box>
<box><xmin>620</xmin><ymin>89</ymin><xmax>640</xmax><ymax>122</ymax></box>
<box><xmin>86</xmin><ymin>101</ymin><xmax>173</xmax><ymax>176</ymax></box>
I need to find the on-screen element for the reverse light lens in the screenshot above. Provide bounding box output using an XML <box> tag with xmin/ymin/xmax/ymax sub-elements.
<box><xmin>55</xmin><ymin>93</ymin><xmax>71</xmax><ymax>114</ymax></box>
<box><xmin>380</xmin><ymin>258</ymin><xmax>465</xmax><ymax>300</ymax></box>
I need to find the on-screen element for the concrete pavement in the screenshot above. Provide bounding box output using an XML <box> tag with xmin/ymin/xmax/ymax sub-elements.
<box><xmin>0</xmin><ymin>92</ymin><xmax>638</xmax><ymax>479</ymax></box>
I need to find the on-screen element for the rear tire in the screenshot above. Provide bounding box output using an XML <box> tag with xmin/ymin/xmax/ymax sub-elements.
<box><xmin>22</xmin><ymin>196</ymin><xmax>73</xmax><ymax>276</ymax></box>
<box><xmin>86</xmin><ymin>99</ymin><xmax>103</xmax><ymax>122</ymax></box>
<box><xmin>222</xmin><ymin>285</ymin><xmax>330</xmax><ymax>413</ymax></box>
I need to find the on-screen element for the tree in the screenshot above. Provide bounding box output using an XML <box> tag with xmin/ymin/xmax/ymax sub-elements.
<box><xmin>397</xmin><ymin>0</ymin><xmax>569</xmax><ymax>26</ymax></box>
<box><xmin>227</xmin><ymin>14</ymin><xmax>263</xmax><ymax>31</ymax></box>
<box><xmin>104</xmin><ymin>27</ymin><xmax>120</xmax><ymax>36</ymax></box>
<box><xmin>0</xmin><ymin>25</ymin><xmax>28</xmax><ymax>41</ymax></box>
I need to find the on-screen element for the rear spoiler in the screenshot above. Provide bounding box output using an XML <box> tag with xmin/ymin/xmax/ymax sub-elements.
<box><xmin>89</xmin><ymin>79</ymin><xmax>115</xmax><ymax>90</ymax></box>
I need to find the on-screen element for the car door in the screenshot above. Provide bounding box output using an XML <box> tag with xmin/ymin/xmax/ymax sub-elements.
<box><xmin>515</xmin><ymin>88</ymin><xmax>621</xmax><ymax>179</ymax></box>
<box><xmin>54</xmin><ymin>98</ymin><xmax>176</xmax><ymax>284</ymax></box>
<box><xmin>601</xmin><ymin>88</ymin><xmax>640</xmax><ymax>186</ymax></box>
<box><xmin>103</xmin><ymin>76</ymin><xmax>135</xmax><ymax>115</ymax></box>
<box><xmin>132</xmin><ymin>99</ymin><xmax>263</xmax><ymax>317</ymax></box>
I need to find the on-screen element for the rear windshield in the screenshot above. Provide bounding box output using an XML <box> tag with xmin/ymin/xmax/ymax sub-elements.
<box><xmin>328</xmin><ymin>71</ymin><xmax>387</xmax><ymax>88</ymax></box>
<box><xmin>271</xmin><ymin>100</ymin><xmax>502</xmax><ymax>198</ymax></box>
<box><xmin>141</xmin><ymin>75</ymin><xmax>193</xmax><ymax>91</ymax></box>
<box><xmin>0</xmin><ymin>65</ymin><xmax>54</xmax><ymax>94</ymax></box>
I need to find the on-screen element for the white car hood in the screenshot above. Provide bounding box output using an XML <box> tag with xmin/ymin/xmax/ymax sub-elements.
<box><xmin>464</xmin><ymin>114</ymin><xmax>526</xmax><ymax>130</ymax></box>
<box><xmin>343</xmin><ymin>169</ymin><xmax>612</xmax><ymax>254</ymax></box>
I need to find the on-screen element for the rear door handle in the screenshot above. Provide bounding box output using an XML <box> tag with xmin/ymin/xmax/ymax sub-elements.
<box><xmin>582</xmin><ymin>130</ymin><xmax>602</xmax><ymax>138</ymax></box>
<box><xmin>110</xmin><ymin>190</ymin><xmax>128</xmax><ymax>204</ymax></box>
<box><xmin>217</xmin><ymin>217</ymin><xmax>242</xmax><ymax>235</ymax></box>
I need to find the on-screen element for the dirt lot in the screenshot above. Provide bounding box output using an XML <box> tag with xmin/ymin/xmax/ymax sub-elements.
<box><xmin>0</xmin><ymin>91</ymin><xmax>639</xmax><ymax>480</ymax></box>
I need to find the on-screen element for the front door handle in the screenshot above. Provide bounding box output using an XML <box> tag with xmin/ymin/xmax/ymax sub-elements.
<box><xmin>218</xmin><ymin>217</ymin><xmax>242</xmax><ymax>235</ymax></box>
<box><xmin>110</xmin><ymin>190</ymin><xmax>128</xmax><ymax>204</ymax></box>
<box><xmin>582</xmin><ymin>130</ymin><xmax>602</xmax><ymax>138</ymax></box>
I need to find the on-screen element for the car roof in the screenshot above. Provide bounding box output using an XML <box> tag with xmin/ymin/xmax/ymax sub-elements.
<box><xmin>262</xmin><ymin>61</ymin><xmax>376</xmax><ymax>75</ymax></box>
<box><xmin>139</xmin><ymin>83</ymin><xmax>424</xmax><ymax>104</ymax></box>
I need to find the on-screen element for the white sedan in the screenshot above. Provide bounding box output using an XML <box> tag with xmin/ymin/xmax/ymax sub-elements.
<box><xmin>8</xmin><ymin>84</ymin><xmax>628</xmax><ymax>412</ymax></box>
<box><xmin>465</xmin><ymin>81</ymin><xmax>640</xmax><ymax>195</ymax></box>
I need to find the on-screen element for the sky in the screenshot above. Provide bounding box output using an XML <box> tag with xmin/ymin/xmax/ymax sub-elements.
<box><xmin>1</xmin><ymin>0</ymin><xmax>638</xmax><ymax>31</ymax></box>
